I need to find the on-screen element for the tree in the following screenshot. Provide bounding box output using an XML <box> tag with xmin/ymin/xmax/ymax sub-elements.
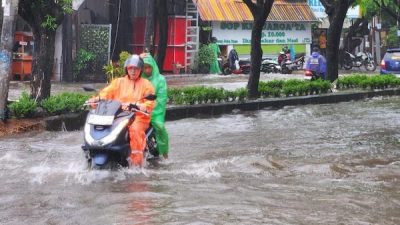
<box><xmin>243</xmin><ymin>0</ymin><xmax>274</xmax><ymax>99</ymax></box>
<box><xmin>18</xmin><ymin>0</ymin><xmax>72</xmax><ymax>101</ymax></box>
<box><xmin>0</xmin><ymin>0</ymin><xmax>19</xmax><ymax>121</ymax></box>
<box><xmin>320</xmin><ymin>0</ymin><xmax>355</xmax><ymax>82</ymax></box>
<box><xmin>109</xmin><ymin>0</ymin><xmax>132</xmax><ymax>61</ymax></box>
<box><xmin>371</xmin><ymin>0</ymin><xmax>400</xmax><ymax>23</ymax></box>
<box><xmin>155</xmin><ymin>0</ymin><xmax>168</xmax><ymax>71</ymax></box>
<box><xmin>144</xmin><ymin>0</ymin><xmax>155</xmax><ymax>54</ymax></box>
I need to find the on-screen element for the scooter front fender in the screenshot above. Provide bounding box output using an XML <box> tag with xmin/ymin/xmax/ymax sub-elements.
<box><xmin>93</xmin><ymin>153</ymin><xmax>108</xmax><ymax>166</ymax></box>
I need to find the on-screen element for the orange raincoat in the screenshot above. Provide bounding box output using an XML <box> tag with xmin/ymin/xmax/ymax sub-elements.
<box><xmin>98</xmin><ymin>75</ymin><xmax>155</xmax><ymax>166</ymax></box>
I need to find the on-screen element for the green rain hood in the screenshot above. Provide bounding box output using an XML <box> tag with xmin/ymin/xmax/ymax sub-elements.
<box><xmin>141</xmin><ymin>55</ymin><xmax>168</xmax><ymax>123</ymax></box>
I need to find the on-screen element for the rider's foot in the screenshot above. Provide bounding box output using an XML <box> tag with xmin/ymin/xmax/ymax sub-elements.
<box><xmin>162</xmin><ymin>153</ymin><xmax>168</xmax><ymax>160</ymax></box>
<box><xmin>130</xmin><ymin>152</ymin><xmax>143</xmax><ymax>167</ymax></box>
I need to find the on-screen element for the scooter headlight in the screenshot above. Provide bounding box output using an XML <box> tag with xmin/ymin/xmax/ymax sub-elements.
<box><xmin>84</xmin><ymin>119</ymin><xmax>130</xmax><ymax>147</ymax></box>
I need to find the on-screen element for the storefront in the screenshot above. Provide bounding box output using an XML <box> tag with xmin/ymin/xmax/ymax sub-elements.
<box><xmin>196</xmin><ymin>0</ymin><xmax>317</xmax><ymax>59</ymax></box>
<box><xmin>213</xmin><ymin>21</ymin><xmax>312</xmax><ymax>58</ymax></box>
<box><xmin>308</xmin><ymin>0</ymin><xmax>360</xmax><ymax>52</ymax></box>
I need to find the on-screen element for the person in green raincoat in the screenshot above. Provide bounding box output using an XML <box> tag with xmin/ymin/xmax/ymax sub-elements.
<box><xmin>209</xmin><ymin>37</ymin><xmax>222</xmax><ymax>74</ymax></box>
<box><xmin>141</xmin><ymin>53</ymin><xmax>169</xmax><ymax>159</ymax></box>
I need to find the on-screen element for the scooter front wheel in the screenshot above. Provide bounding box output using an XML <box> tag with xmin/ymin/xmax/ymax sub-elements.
<box><xmin>364</xmin><ymin>61</ymin><xmax>376</xmax><ymax>71</ymax></box>
<box><xmin>223</xmin><ymin>67</ymin><xmax>232</xmax><ymax>75</ymax></box>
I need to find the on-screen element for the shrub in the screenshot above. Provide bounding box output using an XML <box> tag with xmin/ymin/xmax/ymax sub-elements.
<box><xmin>235</xmin><ymin>88</ymin><xmax>247</xmax><ymax>102</ymax></box>
<box><xmin>282</xmin><ymin>79</ymin><xmax>308</xmax><ymax>96</ymax></box>
<box><xmin>265</xmin><ymin>80</ymin><xmax>284</xmax><ymax>89</ymax></box>
<box><xmin>9</xmin><ymin>92</ymin><xmax>37</xmax><ymax>118</ymax></box>
<box><xmin>194</xmin><ymin>44</ymin><xmax>214</xmax><ymax>73</ymax></box>
<box><xmin>73</xmin><ymin>49</ymin><xmax>96</xmax><ymax>80</ymax></box>
<box><xmin>42</xmin><ymin>93</ymin><xmax>90</xmax><ymax>115</ymax></box>
<box><xmin>224</xmin><ymin>90</ymin><xmax>236</xmax><ymax>102</ymax></box>
<box><xmin>103</xmin><ymin>51</ymin><xmax>130</xmax><ymax>82</ymax></box>
<box><xmin>282</xmin><ymin>85</ymin><xmax>297</xmax><ymax>97</ymax></box>
<box><xmin>337</xmin><ymin>74</ymin><xmax>400</xmax><ymax>90</ymax></box>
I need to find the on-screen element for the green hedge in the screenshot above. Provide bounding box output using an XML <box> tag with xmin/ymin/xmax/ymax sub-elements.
<box><xmin>9</xmin><ymin>92</ymin><xmax>37</xmax><ymax>118</ymax></box>
<box><xmin>337</xmin><ymin>74</ymin><xmax>400</xmax><ymax>90</ymax></box>
<box><xmin>41</xmin><ymin>93</ymin><xmax>91</xmax><ymax>115</ymax></box>
<box><xmin>11</xmin><ymin>74</ymin><xmax>399</xmax><ymax>118</ymax></box>
<box><xmin>167</xmin><ymin>79</ymin><xmax>332</xmax><ymax>105</ymax></box>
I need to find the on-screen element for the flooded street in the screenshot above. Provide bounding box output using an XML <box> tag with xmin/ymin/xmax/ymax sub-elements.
<box><xmin>1</xmin><ymin>96</ymin><xmax>400</xmax><ymax>225</ymax></box>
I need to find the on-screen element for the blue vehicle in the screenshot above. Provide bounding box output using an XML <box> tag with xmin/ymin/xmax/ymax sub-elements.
<box><xmin>381</xmin><ymin>48</ymin><xmax>400</xmax><ymax>76</ymax></box>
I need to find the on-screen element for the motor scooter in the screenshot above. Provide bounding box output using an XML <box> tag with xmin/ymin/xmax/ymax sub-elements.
<box><xmin>260</xmin><ymin>58</ymin><xmax>281</xmax><ymax>73</ymax></box>
<box><xmin>343</xmin><ymin>51</ymin><xmax>376</xmax><ymax>71</ymax></box>
<box><xmin>222</xmin><ymin>58</ymin><xmax>251</xmax><ymax>75</ymax></box>
<box><xmin>304</xmin><ymin>70</ymin><xmax>322</xmax><ymax>81</ymax></box>
<box><xmin>81</xmin><ymin>94</ymin><xmax>158</xmax><ymax>169</ymax></box>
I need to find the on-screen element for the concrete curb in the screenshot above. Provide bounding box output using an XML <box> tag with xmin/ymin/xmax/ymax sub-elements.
<box><xmin>43</xmin><ymin>88</ymin><xmax>400</xmax><ymax>131</ymax></box>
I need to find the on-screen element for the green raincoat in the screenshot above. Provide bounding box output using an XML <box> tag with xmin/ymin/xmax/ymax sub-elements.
<box><xmin>209</xmin><ymin>43</ymin><xmax>221</xmax><ymax>74</ymax></box>
<box><xmin>141</xmin><ymin>55</ymin><xmax>169</xmax><ymax>156</ymax></box>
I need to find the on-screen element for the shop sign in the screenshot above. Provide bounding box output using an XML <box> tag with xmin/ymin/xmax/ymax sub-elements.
<box><xmin>308</xmin><ymin>0</ymin><xmax>360</xmax><ymax>18</ymax></box>
<box><xmin>212</xmin><ymin>22</ymin><xmax>312</xmax><ymax>45</ymax></box>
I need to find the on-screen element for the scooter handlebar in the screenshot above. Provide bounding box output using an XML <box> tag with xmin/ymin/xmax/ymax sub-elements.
<box><xmin>121</xmin><ymin>103</ymin><xmax>150</xmax><ymax>117</ymax></box>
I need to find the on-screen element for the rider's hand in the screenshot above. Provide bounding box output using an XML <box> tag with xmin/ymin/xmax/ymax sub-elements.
<box><xmin>86</xmin><ymin>97</ymin><xmax>98</xmax><ymax>104</ymax></box>
<box><xmin>86</xmin><ymin>97</ymin><xmax>99</xmax><ymax>108</ymax></box>
<box><xmin>137</xmin><ymin>103</ymin><xmax>147</xmax><ymax>112</ymax></box>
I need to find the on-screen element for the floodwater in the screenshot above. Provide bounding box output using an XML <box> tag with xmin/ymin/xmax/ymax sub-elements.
<box><xmin>1</xmin><ymin>96</ymin><xmax>400</xmax><ymax>225</ymax></box>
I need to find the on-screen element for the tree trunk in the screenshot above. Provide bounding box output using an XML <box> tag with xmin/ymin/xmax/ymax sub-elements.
<box><xmin>144</xmin><ymin>0</ymin><xmax>155</xmax><ymax>53</ymax></box>
<box><xmin>247</xmin><ymin>17</ymin><xmax>265</xmax><ymax>99</ymax></box>
<box><xmin>156</xmin><ymin>0</ymin><xmax>168</xmax><ymax>72</ymax></box>
<box><xmin>62</xmin><ymin>13</ymin><xmax>73</xmax><ymax>82</ymax></box>
<box><xmin>243</xmin><ymin>0</ymin><xmax>274</xmax><ymax>99</ymax></box>
<box><xmin>30</xmin><ymin>28</ymin><xmax>56</xmax><ymax>101</ymax></box>
<box><xmin>325</xmin><ymin>1</ymin><xmax>351</xmax><ymax>82</ymax></box>
<box><xmin>0</xmin><ymin>0</ymin><xmax>19</xmax><ymax>121</ymax></box>
<box><xmin>0</xmin><ymin>6</ymin><xmax>3</xmax><ymax>34</ymax></box>
<box><xmin>109</xmin><ymin>0</ymin><xmax>132</xmax><ymax>60</ymax></box>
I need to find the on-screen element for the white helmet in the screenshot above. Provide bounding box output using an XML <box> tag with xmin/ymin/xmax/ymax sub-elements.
<box><xmin>124</xmin><ymin>54</ymin><xmax>144</xmax><ymax>70</ymax></box>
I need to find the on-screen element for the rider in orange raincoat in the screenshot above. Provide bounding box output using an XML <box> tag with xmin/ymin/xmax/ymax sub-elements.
<box><xmin>95</xmin><ymin>55</ymin><xmax>155</xmax><ymax>167</ymax></box>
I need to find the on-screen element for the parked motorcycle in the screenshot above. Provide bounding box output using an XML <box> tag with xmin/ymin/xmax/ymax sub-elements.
<box><xmin>292</xmin><ymin>56</ymin><xmax>305</xmax><ymax>70</ymax></box>
<box><xmin>343</xmin><ymin>51</ymin><xmax>376</xmax><ymax>71</ymax></box>
<box><xmin>81</xmin><ymin>95</ymin><xmax>158</xmax><ymax>169</ymax></box>
<box><xmin>222</xmin><ymin>59</ymin><xmax>251</xmax><ymax>75</ymax></box>
<box><xmin>278</xmin><ymin>52</ymin><xmax>305</xmax><ymax>74</ymax></box>
<box><xmin>260</xmin><ymin>58</ymin><xmax>281</xmax><ymax>73</ymax></box>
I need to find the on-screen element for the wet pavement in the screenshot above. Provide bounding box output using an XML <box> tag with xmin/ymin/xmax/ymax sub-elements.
<box><xmin>0</xmin><ymin>96</ymin><xmax>399</xmax><ymax>224</ymax></box>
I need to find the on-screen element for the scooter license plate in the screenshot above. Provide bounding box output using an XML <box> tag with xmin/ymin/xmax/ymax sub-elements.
<box><xmin>87</xmin><ymin>114</ymin><xmax>114</xmax><ymax>126</ymax></box>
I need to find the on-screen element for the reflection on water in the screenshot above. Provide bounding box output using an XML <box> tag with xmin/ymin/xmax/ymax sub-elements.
<box><xmin>0</xmin><ymin>96</ymin><xmax>400</xmax><ymax>224</ymax></box>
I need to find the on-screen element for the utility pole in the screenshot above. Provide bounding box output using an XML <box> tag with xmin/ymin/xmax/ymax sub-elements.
<box><xmin>375</xmin><ymin>16</ymin><xmax>381</xmax><ymax>64</ymax></box>
<box><xmin>0</xmin><ymin>0</ymin><xmax>19</xmax><ymax>122</ymax></box>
